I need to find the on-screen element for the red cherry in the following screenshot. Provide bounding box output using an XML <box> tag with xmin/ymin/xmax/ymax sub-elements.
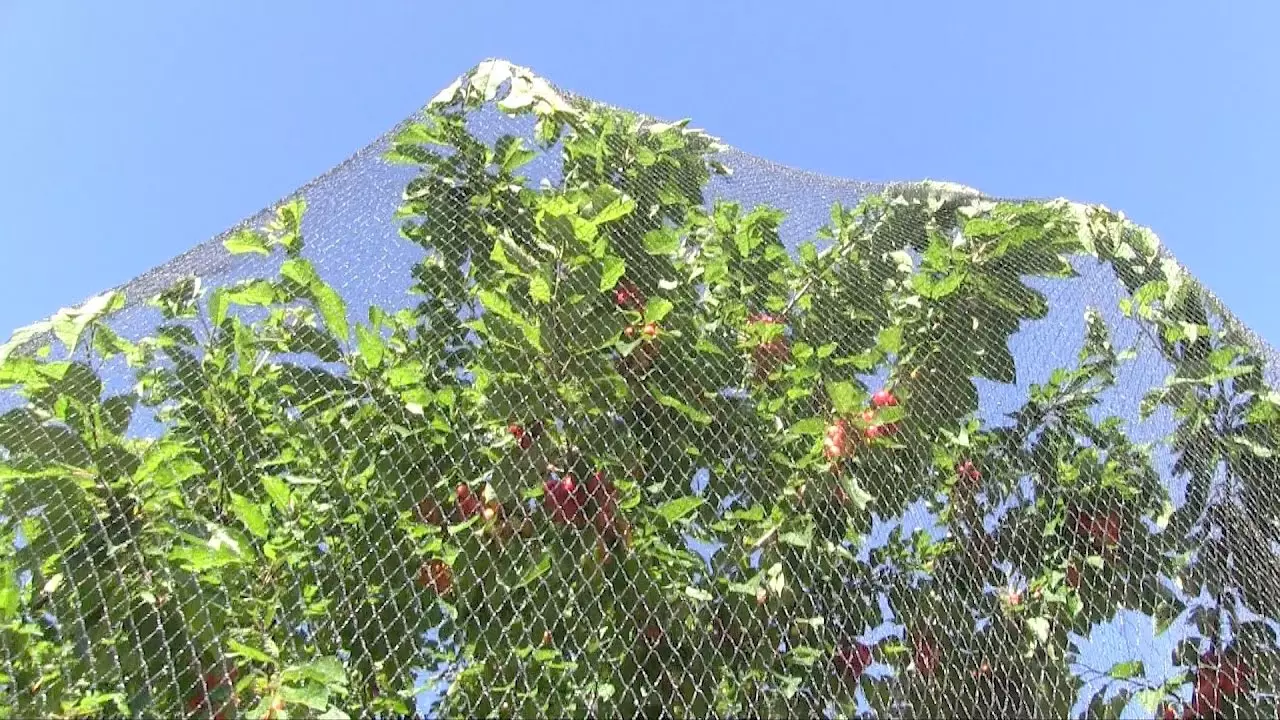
<box><xmin>913</xmin><ymin>637</ymin><xmax>940</xmax><ymax>677</ymax></box>
<box><xmin>417</xmin><ymin>559</ymin><xmax>453</xmax><ymax>595</ymax></box>
<box><xmin>834</xmin><ymin>642</ymin><xmax>873</xmax><ymax>679</ymax></box>
<box><xmin>624</xmin><ymin>324</ymin><xmax>637</xmax><ymax>340</ymax></box>
<box><xmin>864</xmin><ymin>424</ymin><xmax>887</xmax><ymax>440</ymax></box>
<box><xmin>1066</xmin><ymin>564</ymin><xmax>1081</xmax><ymax>589</ymax></box>
<box><xmin>642</xmin><ymin>322</ymin><xmax>659</xmax><ymax>339</ymax></box>
<box><xmin>455</xmin><ymin>483</ymin><xmax>482</xmax><ymax>519</ymax></box>
<box><xmin>823</xmin><ymin>420</ymin><xmax>850</xmax><ymax>460</ymax></box>
<box><xmin>1162</xmin><ymin>705</ymin><xmax>1177</xmax><ymax>720</ymax></box>
<box><xmin>613</xmin><ymin>279</ymin><xmax>645</xmax><ymax>310</ymax></box>
<box><xmin>871</xmin><ymin>389</ymin><xmax>897</xmax><ymax>408</ymax></box>
<box><xmin>861</xmin><ymin>409</ymin><xmax>877</xmax><ymax>424</ymax></box>
<box><xmin>508</xmin><ymin>423</ymin><xmax>524</xmax><ymax>439</ymax></box>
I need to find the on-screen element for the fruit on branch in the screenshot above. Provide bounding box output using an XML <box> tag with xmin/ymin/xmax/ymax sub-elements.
<box><xmin>613</xmin><ymin>278</ymin><xmax>645</xmax><ymax>311</ymax></box>
<box><xmin>643</xmin><ymin>623</ymin><xmax>665</xmax><ymax>648</ymax></box>
<box><xmin>912</xmin><ymin>635</ymin><xmax>940</xmax><ymax>677</ymax></box>
<box><xmin>956</xmin><ymin>459</ymin><xmax>981</xmax><ymax>485</ymax></box>
<box><xmin>414</xmin><ymin>497</ymin><xmax>445</xmax><ymax>526</ymax></box>
<box><xmin>747</xmin><ymin>313</ymin><xmax>790</xmax><ymax>379</ymax></box>
<box><xmin>509</xmin><ymin>423</ymin><xmax>533</xmax><ymax>450</ymax></box>
<box><xmin>1075</xmin><ymin>510</ymin><xmax>1122</xmax><ymax>549</ymax></box>
<box><xmin>871</xmin><ymin>389</ymin><xmax>897</xmax><ymax>408</ymax></box>
<box><xmin>834</xmin><ymin>641</ymin><xmax>874</xmax><ymax>680</ymax></box>
<box><xmin>417</xmin><ymin>559</ymin><xmax>453</xmax><ymax>596</ymax></box>
<box><xmin>544</xmin><ymin>474</ymin><xmax>587</xmax><ymax>526</ymax></box>
<box><xmin>455</xmin><ymin>482</ymin><xmax>482</xmax><ymax>520</ymax></box>
<box><xmin>755</xmin><ymin>587</ymin><xmax>768</xmax><ymax>606</ymax></box>
<box><xmin>587</xmin><ymin>470</ymin><xmax>622</xmax><ymax>538</ymax></box>
<box><xmin>823</xmin><ymin>419</ymin><xmax>850</xmax><ymax>460</ymax></box>
<box><xmin>542</xmin><ymin>630</ymin><xmax>554</xmax><ymax>648</ymax></box>
<box><xmin>641</xmin><ymin>321</ymin><xmax>659</xmax><ymax>340</ymax></box>
<box><xmin>1066</xmin><ymin>563</ymin><xmax>1081</xmax><ymax>590</ymax></box>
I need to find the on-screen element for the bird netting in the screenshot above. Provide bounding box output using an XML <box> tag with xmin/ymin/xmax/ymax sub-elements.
<box><xmin>1</xmin><ymin>59</ymin><xmax>1278</xmax><ymax>720</ymax></box>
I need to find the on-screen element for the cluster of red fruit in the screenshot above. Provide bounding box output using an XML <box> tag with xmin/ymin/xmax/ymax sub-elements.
<box><xmin>913</xmin><ymin>633</ymin><xmax>941</xmax><ymax>677</ymax></box>
<box><xmin>1073</xmin><ymin>509</ymin><xmax>1122</xmax><ymax>549</ymax></box>
<box><xmin>746</xmin><ymin>313</ymin><xmax>790</xmax><ymax>380</ymax></box>
<box><xmin>955</xmin><ymin>458</ymin><xmax>982</xmax><ymax>487</ymax></box>
<box><xmin>834</xmin><ymin>641</ymin><xmax>874</xmax><ymax>680</ymax></box>
<box><xmin>823</xmin><ymin>388</ymin><xmax>900</xmax><ymax>463</ymax></box>
<box><xmin>611</xmin><ymin>277</ymin><xmax>661</xmax><ymax>375</ymax></box>
<box><xmin>1170</xmin><ymin>652</ymin><xmax>1254</xmax><ymax>719</ymax></box>
<box><xmin>542</xmin><ymin>470</ymin><xmax>627</xmax><ymax>539</ymax></box>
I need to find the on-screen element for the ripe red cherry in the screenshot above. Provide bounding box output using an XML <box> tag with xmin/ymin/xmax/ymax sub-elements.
<box><xmin>956</xmin><ymin>459</ymin><xmax>981</xmax><ymax>483</ymax></box>
<box><xmin>613</xmin><ymin>279</ymin><xmax>645</xmax><ymax>310</ymax></box>
<box><xmin>871</xmin><ymin>389</ymin><xmax>897</xmax><ymax>408</ymax></box>
<box><xmin>623</xmin><ymin>325</ymin><xmax>637</xmax><ymax>340</ymax></box>
<box><xmin>913</xmin><ymin>637</ymin><xmax>940</xmax><ymax>677</ymax></box>
<box><xmin>508</xmin><ymin>423</ymin><xmax>532</xmax><ymax>449</ymax></box>
<box><xmin>544</xmin><ymin>475</ymin><xmax>585</xmax><ymax>525</ymax></box>
<box><xmin>1066</xmin><ymin>564</ymin><xmax>1081</xmax><ymax>589</ymax></box>
<box><xmin>834</xmin><ymin>642</ymin><xmax>873</xmax><ymax>679</ymax></box>
<box><xmin>641</xmin><ymin>322</ymin><xmax>659</xmax><ymax>339</ymax></box>
<box><xmin>1161</xmin><ymin>705</ymin><xmax>1177</xmax><ymax>720</ymax></box>
<box><xmin>417</xmin><ymin>559</ymin><xmax>453</xmax><ymax>595</ymax></box>
<box><xmin>864</xmin><ymin>424</ymin><xmax>887</xmax><ymax>441</ymax></box>
<box><xmin>455</xmin><ymin>483</ymin><xmax>482</xmax><ymax>519</ymax></box>
<box><xmin>823</xmin><ymin>420</ymin><xmax>850</xmax><ymax>460</ymax></box>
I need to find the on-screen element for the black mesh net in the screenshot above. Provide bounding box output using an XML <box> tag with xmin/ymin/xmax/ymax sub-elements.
<box><xmin>1</xmin><ymin>59</ymin><xmax>1278</xmax><ymax>719</ymax></box>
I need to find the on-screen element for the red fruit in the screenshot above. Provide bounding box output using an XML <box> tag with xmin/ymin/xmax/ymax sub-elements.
<box><xmin>835</xmin><ymin>642</ymin><xmax>873</xmax><ymax>679</ymax></box>
<box><xmin>482</xmin><ymin>501</ymin><xmax>501</xmax><ymax>524</ymax></box>
<box><xmin>871</xmin><ymin>389</ymin><xmax>897</xmax><ymax>408</ymax></box>
<box><xmin>913</xmin><ymin>637</ymin><xmax>940</xmax><ymax>677</ymax></box>
<box><xmin>861</xmin><ymin>409</ymin><xmax>877</xmax><ymax>424</ymax></box>
<box><xmin>623</xmin><ymin>324</ymin><xmax>637</xmax><ymax>340</ymax></box>
<box><xmin>455</xmin><ymin>483</ymin><xmax>482</xmax><ymax>519</ymax></box>
<box><xmin>956</xmin><ymin>459</ymin><xmax>981</xmax><ymax>483</ymax></box>
<box><xmin>642</xmin><ymin>322</ymin><xmax>659</xmax><ymax>339</ymax></box>
<box><xmin>864</xmin><ymin>424</ymin><xmax>887</xmax><ymax>441</ymax></box>
<box><xmin>643</xmin><ymin>623</ymin><xmax>664</xmax><ymax>647</ymax></box>
<box><xmin>752</xmin><ymin>339</ymin><xmax>790</xmax><ymax>379</ymax></box>
<box><xmin>613</xmin><ymin>279</ymin><xmax>645</xmax><ymax>310</ymax></box>
<box><xmin>417</xmin><ymin>559</ymin><xmax>453</xmax><ymax>595</ymax></box>
<box><xmin>823</xmin><ymin>420</ymin><xmax>850</xmax><ymax>460</ymax></box>
<box><xmin>415</xmin><ymin>497</ymin><xmax>445</xmax><ymax>526</ymax></box>
<box><xmin>1194</xmin><ymin>671</ymin><xmax>1222</xmax><ymax>715</ymax></box>
<box><xmin>1214</xmin><ymin>656</ymin><xmax>1251</xmax><ymax>696</ymax></box>
<box><xmin>509</xmin><ymin>423</ymin><xmax>533</xmax><ymax>450</ymax></box>
<box><xmin>545</xmin><ymin>474</ymin><xmax>585</xmax><ymax>525</ymax></box>
<box><xmin>1066</xmin><ymin>564</ymin><xmax>1081</xmax><ymax>589</ymax></box>
<box><xmin>1161</xmin><ymin>705</ymin><xmax>1177</xmax><ymax>720</ymax></box>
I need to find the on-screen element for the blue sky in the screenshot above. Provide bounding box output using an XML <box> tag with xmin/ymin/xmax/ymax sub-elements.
<box><xmin>2</xmin><ymin>2</ymin><xmax>1279</xmax><ymax>348</ymax></box>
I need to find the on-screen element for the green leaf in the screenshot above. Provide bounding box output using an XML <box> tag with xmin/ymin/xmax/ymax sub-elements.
<box><xmin>1026</xmin><ymin>617</ymin><xmax>1050</xmax><ymax>644</ymax></box>
<box><xmin>528</xmin><ymin>274</ymin><xmax>552</xmax><ymax>304</ymax></box>
<box><xmin>223</xmin><ymin>229</ymin><xmax>271</xmax><ymax>256</ymax></box>
<box><xmin>307</xmin><ymin>281</ymin><xmax>349</xmax><ymax>343</ymax></box>
<box><xmin>355</xmin><ymin>325</ymin><xmax>385</xmax><ymax>368</ymax></box>
<box><xmin>644</xmin><ymin>298</ymin><xmax>674</xmax><ymax>324</ymax></box>
<box><xmin>655</xmin><ymin>496</ymin><xmax>704</xmax><ymax>524</ymax></box>
<box><xmin>209</xmin><ymin>288</ymin><xmax>229</xmax><ymax>327</ymax></box>
<box><xmin>227</xmin><ymin>639</ymin><xmax>276</xmax><ymax>665</ymax></box>
<box><xmin>592</xmin><ymin>196</ymin><xmax>636</xmax><ymax>225</ymax></box>
<box><xmin>50</xmin><ymin>291</ymin><xmax>126</xmax><ymax>356</ymax></box>
<box><xmin>262</xmin><ymin>475</ymin><xmax>292</xmax><ymax>514</ymax></box>
<box><xmin>599</xmin><ymin>256</ymin><xmax>626</xmax><ymax>291</ymax></box>
<box><xmin>684</xmin><ymin>586</ymin><xmax>713</xmax><ymax>602</ymax></box>
<box><xmin>294</xmin><ymin>657</ymin><xmax>347</xmax><ymax>688</ymax></box>
<box><xmin>280</xmin><ymin>684</ymin><xmax>330</xmax><ymax>711</ymax></box>
<box><xmin>516</xmin><ymin>552</ymin><xmax>552</xmax><ymax>589</ymax></box>
<box><xmin>827</xmin><ymin>381</ymin><xmax>860</xmax><ymax>415</ymax></box>
<box><xmin>1135</xmin><ymin>689</ymin><xmax>1164</xmax><ymax>716</ymax></box>
<box><xmin>654</xmin><ymin>393</ymin><xmax>712</xmax><ymax>424</ymax></box>
<box><xmin>644</xmin><ymin>228</ymin><xmax>680</xmax><ymax>255</ymax></box>
<box><xmin>1108</xmin><ymin>659</ymin><xmax>1144</xmax><ymax>680</ymax></box>
<box><xmin>838</xmin><ymin>477</ymin><xmax>874</xmax><ymax>510</ymax></box>
<box><xmin>788</xmin><ymin>418</ymin><xmax>827</xmax><ymax>436</ymax></box>
<box><xmin>229</xmin><ymin>493</ymin><xmax>269</xmax><ymax>539</ymax></box>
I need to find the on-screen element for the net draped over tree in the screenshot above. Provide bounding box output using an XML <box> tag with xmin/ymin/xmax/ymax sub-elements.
<box><xmin>0</xmin><ymin>59</ymin><xmax>1277</xmax><ymax>719</ymax></box>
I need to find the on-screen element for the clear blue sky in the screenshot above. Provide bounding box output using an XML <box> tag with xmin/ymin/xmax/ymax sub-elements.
<box><xmin>2</xmin><ymin>2</ymin><xmax>1279</xmax><ymax>349</ymax></box>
